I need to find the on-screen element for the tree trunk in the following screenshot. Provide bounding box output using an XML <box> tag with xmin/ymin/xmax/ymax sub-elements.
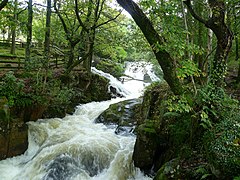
<box><xmin>43</xmin><ymin>0</ymin><xmax>51</xmax><ymax>92</ymax></box>
<box><xmin>184</xmin><ymin>0</ymin><xmax>233</xmax><ymax>87</ymax></box>
<box><xmin>25</xmin><ymin>0</ymin><xmax>33</xmax><ymax>65</ymax></box>
<box><xmin>83</xmin><ymin>30</ymin><xmax>95</xmax><ymax>73</ymax></box>
<box><xmin>196</xmin><ymin>1</ymin><xmax>204</xmax><ymax>73</ymax></box>
<box><xmin>10</xmin><ymin>27</ymin><xmax>16</xmax><ymax>55</ymax></box>
<box><xmin>117</xmin><ymin>0</ymin><xmax>183</xmax><ymax>95</ymax></box>
<box><xmin>44</xmin><ymin>0</ymin><xmax>51</xmax><ymax>64</ymax></box>
<box><xmin>67</xmin><ymin>44</ymin><xmax>75</xmax><ymax>69</ymax></box>
<box><xmin>10</xmin><ymin>0</ymin><xmax>17</xmax><ymax>55</ymax></box>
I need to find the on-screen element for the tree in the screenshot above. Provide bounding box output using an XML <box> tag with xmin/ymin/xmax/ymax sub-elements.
<box><xmin>184</xmin><ymin>0</ymin><xmax>233</xmax><ymax>86</ymax></box>
<box><xmin>0</xmin><ymin>0</ymin><xmax>8</xmax><ymax>11</ymax></box>
<box><xmin>117</xmin><ymin>0</ymin><xmax>183</xmax><ymax>95</ymax></box>
<box><xmin>44</xmin><ymin>0</ymin><xmax>51</xmax><ymax>62</ymax></box>
<box><xmin>25</xmin><ymin>0</ymin><xmax>33</xmax><ymax>64</ymax></box>
<box><xmin>10</xmin><ymin>0</ymin><xmax>17</xmax><ymax>54</ymax></box>
<box><xmin>54</xmin><ymin>0</ymin><xmax>121</xmax><ymax>74</ymax></box>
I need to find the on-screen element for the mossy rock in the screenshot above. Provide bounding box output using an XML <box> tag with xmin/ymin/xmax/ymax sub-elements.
<box><xmin>0</xmin><ymin>97</ymin><xmax>10</xmax><ymax>121</ymax></box>
<box><xmin>95</xmin><ymin>98</ymin><xmax>142</xmax><ymax>135</ymax></box>
<box><xmin>77</xmin><ymin>73</ymin><xmax>111</xmax><ymax>104</ymax></box>
<box><xmin>133</xmin><ymin>82</ymin><xmax>175</xmax><ymax>171</ymax></box>
<box><xmin>154</xmin><ymin>159</ymin><xmax>180</xmax><ymax>180</ymax></box>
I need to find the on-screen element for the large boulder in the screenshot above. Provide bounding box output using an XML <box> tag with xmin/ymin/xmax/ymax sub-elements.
<box><xmin>95</xmin><ymin>98</ymin><xmax>142</xmax><ymax>135</ymax></box>
<box><xmin>0</xmin><ymin>97</ymin><xmax>28</xmax><ymax>160</ymax></box>
<box><xmin>132</xmin><ymin>82</ymin><xmax>175</xmax><ymax>172</ymax></box>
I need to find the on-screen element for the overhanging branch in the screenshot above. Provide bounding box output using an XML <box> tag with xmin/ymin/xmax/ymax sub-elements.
<box><xmin>183</xmin><ymin>0</ymin><xmax>207</xmax><ymax>26</ymax></box>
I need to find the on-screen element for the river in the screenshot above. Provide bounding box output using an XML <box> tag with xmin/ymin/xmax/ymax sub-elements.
<box><xmin>0</xmin><ymin>62</ymin><xmax>159</xmax><ymax>180</ymax></box>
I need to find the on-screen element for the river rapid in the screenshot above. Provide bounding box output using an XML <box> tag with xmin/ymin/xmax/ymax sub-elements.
<box><xmin>0</xmin><ymin>62</ymin><xmax>159</xmax><ymax>180</ymax></box>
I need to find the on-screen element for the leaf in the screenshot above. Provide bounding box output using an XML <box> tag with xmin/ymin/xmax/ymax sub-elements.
<box><xmin>144</xmin><ymin>127</ymin><xmax>156</xmax><ymax>134</ymax></box>
<box><xmin>201</xmin><ymin>174</ymin><xmax>212</xmax><ymax>180</ymax></box>
<box><xmin>163</xmin><ymin>112</ymin><xmax>180</xmax><ymax>117</ymax></box>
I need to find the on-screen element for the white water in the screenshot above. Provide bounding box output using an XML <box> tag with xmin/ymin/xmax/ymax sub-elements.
<box><xmin>0</xmin><ymin>62</ymin><xmax>159</xmax><ymax>180</ymax></box>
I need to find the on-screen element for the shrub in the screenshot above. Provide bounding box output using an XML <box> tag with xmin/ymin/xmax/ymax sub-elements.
<box><xmin>0</xmin><ymin>71</ymin><xmax>26</xmax><ymax>107</ymax></box>
<box><xmin>203</xmin><ymin>111</ymin><xmax>240</xmax><ymax>178</ymax></box>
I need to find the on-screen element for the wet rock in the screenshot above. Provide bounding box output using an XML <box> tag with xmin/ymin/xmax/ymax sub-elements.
<box><xmin>95</xmin><ymin>98</ymin><xmax>142</xmax><ymax>135</ymax></box>
<box><xmin>143</xmin><ymin>73</ymin><xmax>152</xmax><ymax>83</ymax></box>
<box><xmin>44</xmin><ymin>154</ymin><xmax>81</xmax><ymax>180</ymax></box>
<box><xmin>109</xmin><ymin>86</ymin><xmax>124</xmax><ymax>98</ymax></box>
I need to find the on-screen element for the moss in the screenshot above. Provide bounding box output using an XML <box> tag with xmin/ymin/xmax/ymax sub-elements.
<box><xmin>95</xmin><ymin>59</ymin><xmax>124</xmax><ymax>78</ymax></box>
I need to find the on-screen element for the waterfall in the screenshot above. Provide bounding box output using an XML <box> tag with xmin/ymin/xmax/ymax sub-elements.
<box><xmin>0</xmin><ymin>62</ymin><xmax>159</xmax><ymax>180</ymax></box>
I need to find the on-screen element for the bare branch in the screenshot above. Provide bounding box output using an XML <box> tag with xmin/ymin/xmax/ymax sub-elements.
<box><xmin>183</xmin><ymin>0</ymin><xmax>207</xmax><ymax>25</ymax></box>
<box><xmin>53</xmin><ymin>0</ymin><xmax>70</xmax><ymax>40</ymax></box>
<box><xmin>96</xmin><ymin>0</ymin><xmax>105</xmax><ymax>22</ymax></box>
<box><xmin>95</xmin><ymin>11</ymin><xmax>122</xmax><ymax>28</ymax></box>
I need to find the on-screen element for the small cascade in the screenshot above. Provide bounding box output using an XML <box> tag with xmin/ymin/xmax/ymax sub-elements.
<box><xmin>0</xmin><ymin>62</ymin><xmax>160</xmax><ymax>180</ymax></box>
<box><xmin>92</xmin><ymin>67</ymin><xmax>132</xmax><ymax>98</ymax></box>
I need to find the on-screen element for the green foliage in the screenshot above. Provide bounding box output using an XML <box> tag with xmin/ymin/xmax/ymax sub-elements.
<box><xmin>0</xmin><ymin>69</ymin><xmax>75</xmax><ymax>111</ymax></box>
<box><xmin>196</xmin><ymin>84</ymin><xmax>238</xmax><ymax>129</ymax></box>
<box><xmin>95</xmin><ymin>59</ymin><xmax>124</xmax><ymax>78</ymax></box>
<box><xmin>143</xmin><ymin>119</ymin><xmax>157</xmax><ymax>134</ymax></box>
<box><xmin>176</xmin><ymin>60</ymin><xmax>201</xmax><ymax>80</ymax></box>
<box><xmin>166</xmin><ymin>93</ymin><xmax>193</xmax><ymax>113</ymax></box>
<box><xmin>51</xmin><ymin>86</ymin><xmax>74</xmax><ymax>106</ymax></box>
<box><xmin>203</xmin><ymin>111</ymin><xmax>240</xmax><ymax>177</ymax></box>
<box><xmin>168</xmin><ymin>115</ymin><xmax>192</xmax><ymax>147</ymax></box>
<box><xmin>0</xmin><ymin>71</ymin><xmax>25</xmax><ymax>107</ymax></box>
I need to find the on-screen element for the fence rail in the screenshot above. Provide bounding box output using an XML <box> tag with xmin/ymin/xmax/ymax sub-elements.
<box><xmin>0</xmin><ymin>56</ymin><xmax>66</xmax><ymax>71</ymax></box>
<box><xmin>0</xmin><ymin>41</ymin><xmax>72</xmax><ymax>74</ymax></box>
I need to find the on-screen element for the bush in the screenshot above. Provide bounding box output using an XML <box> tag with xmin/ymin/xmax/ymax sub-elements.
<box><xmin>203</xmin><ymin>111</ymin><xmax>240</xmax><ymax>178</ymax></box>
<box><xmin>0</xmin><ymin>71</ymin><xmax>27</xmax><ymax>107</ymax></box>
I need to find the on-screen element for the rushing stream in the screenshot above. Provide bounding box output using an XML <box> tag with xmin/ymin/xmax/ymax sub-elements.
<box><xmin>0</xmin><ymin>62</ymin><xmax>159</xmax><ymax>180</ymax></box>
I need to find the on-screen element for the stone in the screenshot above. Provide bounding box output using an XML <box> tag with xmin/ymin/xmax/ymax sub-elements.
<box><xmin>95</xmin><ymin>98</ymin><xmax>142</xmax><ymax>135</ymax></box>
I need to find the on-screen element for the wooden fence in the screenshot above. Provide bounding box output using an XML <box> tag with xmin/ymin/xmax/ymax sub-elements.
<box><xmin>0</xmin><ymin>43</ymin><xmax>66</xmax><ymax>72</ymax></box>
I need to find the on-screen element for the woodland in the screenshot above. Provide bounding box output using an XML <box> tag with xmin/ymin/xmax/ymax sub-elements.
<box><xmin>0</xmin><ymin>0</ymin><xmax>240</xmax><ymax>179</ymax></box>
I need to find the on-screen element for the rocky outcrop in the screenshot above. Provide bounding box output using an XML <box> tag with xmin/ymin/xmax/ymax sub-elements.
<box><xmin>0</xmin><ymin>120</ymin><xmax>28</xmax><ymax>160</ymax></box>
<box><xmin>132</xmin><ymin>82</ymin><xmax>174</xmax><ymax>172</ymax></box>
<box><xmin>95</xmin><ymin>98</ymin><xmax>142</xmax><ymax>135</ymax></box>
<box><xmin>133</xmin><ymin>81</ymin><xmax>240</xmax><ymax>179</ymax></box>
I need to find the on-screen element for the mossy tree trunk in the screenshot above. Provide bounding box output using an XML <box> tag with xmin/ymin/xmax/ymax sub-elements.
<box><xmin>116</xmin><ymin>0</ymin><xmax>183</xmax><ymax>95</ymax></box>
<box><xmin>184</xmin><ymin>0</ymin><xmax>233</xmax><ymax>87</ymax></box>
